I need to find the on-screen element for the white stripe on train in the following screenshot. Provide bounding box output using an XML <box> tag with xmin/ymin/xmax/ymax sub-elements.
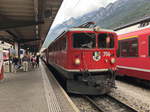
<box><xmin>117</xmin><ymin>65</ymin><xmax>150</xmax><ymax>73</ymax></box>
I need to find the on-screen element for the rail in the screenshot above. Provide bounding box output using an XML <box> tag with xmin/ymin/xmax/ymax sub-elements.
<box><xmin>84</xmin><ymin>95</ymin><xmax>138</xmax><ymax>112</ymax></box>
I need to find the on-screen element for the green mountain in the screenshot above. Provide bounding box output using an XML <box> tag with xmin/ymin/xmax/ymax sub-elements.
<box><xmin>96</xmin><ymin>0</ymin><xmax>150</xmax><ymax>29</ymax></box>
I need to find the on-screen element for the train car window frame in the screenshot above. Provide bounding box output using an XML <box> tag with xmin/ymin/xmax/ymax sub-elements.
<box><xmin>63</xmin><ymin>34</ymin><xmax>68</xmax><ymax>51</ymax></box>
<box><xmin>52</xmin><ymin>33</ymin><xmax>67</xmax><ymax>52</ymax></box>
<box><xmin>120</xmin><ymin>37</ymin><xmax>138</xmax><ymax>57</ymax></box>
<box><xmin>117</xmin><ymin>41</ymin><xmax>121</xmax><ymax>57</ymax></box>
<box><xmin>60</xmin><ymin>34</ymin><xmax>67</xmax><ymax>51</ymax></box>
<box><xmin>98</xmin><ymin>33</ymin><xmax>114</xmax><ymax>49</ymax></box>
<box><xmin>72</xmin><ymin>32</ymin><xmax>96</xmax><ymax>49</ymax></box>
<box><xmin>49</xmin><ymin>42</ymin><xmax>54</xmax><ymax>52</ymax></box>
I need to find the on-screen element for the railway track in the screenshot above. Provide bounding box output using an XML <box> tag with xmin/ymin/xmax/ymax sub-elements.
<box><xmin>84</xmin><ymin>95</ymin><xmax>138</xmax><ymax>112</ymax></box>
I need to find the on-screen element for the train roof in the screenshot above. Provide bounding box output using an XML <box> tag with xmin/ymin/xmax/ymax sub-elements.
<box><xmin>49</xmin><ymin>27</ymin><xmax>116</xmax><ymax>46</ymax></box>
<box><xmin>68</xmin><ymin>27</ymin><xmax>115</xmax><ymax>33</ymax></box>
<box><xmin>114</xmin><ymin>16</ymin><xmax>150</xmax><ymax>31</ymax></box>
<box><xmin>118</xmin><ymin>27</ymin><xmax>150</xmax><ymax>40</ymax></box>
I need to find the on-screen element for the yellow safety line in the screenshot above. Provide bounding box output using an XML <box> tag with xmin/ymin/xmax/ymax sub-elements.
<box><xmin>118</xmin><ymin>35</ymin><xmax>138</xmax><ymax>40</ymax></box>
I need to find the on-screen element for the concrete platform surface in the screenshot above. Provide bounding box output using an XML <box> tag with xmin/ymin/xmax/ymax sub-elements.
<box><xmin>0</xmin><ymin>68</ymin><xmax>49</xmax><ymax>112</ymax></box>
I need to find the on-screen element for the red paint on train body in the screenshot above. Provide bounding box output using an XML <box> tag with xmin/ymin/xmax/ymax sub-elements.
<box><xmin>117</xmin><ymin>28</ymin><xmax>150</xmax><ymax>81</ymax></box>
<box><xmin>47</xmin><ymin>30</ymin><xmax>117</xmax><ymax>73</ymax></box>
<box><xmin>45</xmin><ymin>27</ymin><xmax>118</xmax><ymax>95</ymax></box>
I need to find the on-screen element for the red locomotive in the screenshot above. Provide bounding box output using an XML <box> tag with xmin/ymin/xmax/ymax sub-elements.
<box><xmin>45</xmin><ymin>25</ymin><xmax>118</xmax><ymax>95</ymax></box>
<box><xmin>116</xmin><ymin>17</ymin><xmax>150</xmax><ymax>83</ymax></box>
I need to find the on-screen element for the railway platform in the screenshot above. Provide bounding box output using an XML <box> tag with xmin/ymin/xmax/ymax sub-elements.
<box><xmin>0</xmin><ymin>61</ymin><xmax>79</xmax><ymax>112</ymax></box>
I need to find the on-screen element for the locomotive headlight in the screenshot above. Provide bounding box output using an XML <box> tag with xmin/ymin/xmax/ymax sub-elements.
<box><xmin>111</xmin><ymin>58</ymin><xmax>116</xmax><ymax>64</ymax></box>
<box><xmin>75</xmin><ymin>58</ymin><xmax>81</xmax><ymax>65</ymax></box>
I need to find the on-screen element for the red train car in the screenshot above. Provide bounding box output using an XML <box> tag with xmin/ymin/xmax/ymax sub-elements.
<box><xmin>116</xmin><ymin>17</ymin><xmax>150</xmax><ymax>82</ymax></box>
<box><xmin>45</xmin><ymin>26</ymin><xmax>118</xmax><ymax>95</ymax></box>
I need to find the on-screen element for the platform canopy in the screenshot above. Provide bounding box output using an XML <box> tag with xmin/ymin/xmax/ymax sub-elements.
<box><xmin>0</xmin><ymin>0</ymin><xmax>62</xmax><ymax>52</ymax></box>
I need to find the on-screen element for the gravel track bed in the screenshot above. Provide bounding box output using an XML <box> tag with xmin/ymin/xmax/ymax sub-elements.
<box><xmin>109</xmin><ymin>81</ymin><xmax>150</xmax><ymax>112</ymax></box>
<box><xmin>70</xmin><ymin>95</ymin><xmax>99</xmax><ymax>112</ymax></box>
<box><xmin>93</xmin><ymin>96</ymin><xmax>136</xmax><ymax>112</ymax></box>
<box><xmin>69</xmin><ymin>80</ymin><xmax>150</xmax><ymax>112</ymax></box>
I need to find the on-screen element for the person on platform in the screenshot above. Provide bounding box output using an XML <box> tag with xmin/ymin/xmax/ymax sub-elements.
<box><xmin>12</xmin><ymin>56</ymin><xmax>19</xmax><ymax>73</ymax></box>
<box><xmin>31</xmin><ymin>56</ymin><xmax>36</xmax><ymax>68</ymax></box>
<box><xmin>22</xmin><ymin>55</ymin><xmax>29</xmax><ymax>72</ymax></box>
<box><xmin>36</xmin><ymin>55</ymin><xmax>40</xmax><ymax>68</ymax></box>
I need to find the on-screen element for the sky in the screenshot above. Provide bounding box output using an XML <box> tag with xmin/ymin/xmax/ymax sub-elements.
<box><xmin>52</xmin><ymin>0</ymin><xmax>118</xmax><ymax>27</ymax></box>
<box><xmin>41</xmin><ymin>0</ymin><xmax>118</xmax><ymax>52</ymax></box>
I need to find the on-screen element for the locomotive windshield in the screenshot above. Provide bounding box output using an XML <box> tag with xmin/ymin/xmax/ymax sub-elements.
<box><xmin>73</xmin><ymin>33</ymin><xmax>96</xmax><ymax>49</ymax></box>
<box><xmin>98</xmin><ymin>33</ymin><xmax>114</xmax><ymax>48</ymax></box>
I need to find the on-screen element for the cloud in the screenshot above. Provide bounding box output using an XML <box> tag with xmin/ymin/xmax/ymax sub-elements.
<box><xmin>52</xmin><ymin>0</ymin><xmax>118</xmax><ymax>27</ymax></box>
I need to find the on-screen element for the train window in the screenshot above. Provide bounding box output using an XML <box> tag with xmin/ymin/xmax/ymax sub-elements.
<box><xmin>139</xmin><ymin>22</ymin><xmax>149</xmax><ymax>28</ymax></box>
<box><xmin>54</xmin><ymin>35</ymin><xmax>67</xmax><ymax>51</ymax></box>
<box><xmin>55</xmin><ymin>42</ymin><xmax>58</xmax><ymax>51</ymax></box>
<box><xmin>120</xmin><ymin>40</ymin><xmax>128</xmax><ymax>57</ymax></box>
<box><xmin>129</xmin><ymin>39</ymin><xmax>138</xmax><ymax>57</ymax></box>
<box><xmin>98</xmin><ymin>33</ymin><xmax>114</xmax><ymax>48</ymax></box>
<box><xmin>49</xmin><ymin>43</ymin><xmax>53</xmax><ymax>52</ymax></box>
<box><xmin>73</xmin><ymin>33</ymin><xmax>96</xmax><ymax>49</ymax></box>
<box><xmin>117</xmin><ymin>41</ymin><xmax>121</xmax><ymax>57</ymax></box>
<box><xmin>61</xmin><ymin>35</ymin><xmax>66</xmax><ymax>50</ymax></box>
<box><xmin>120</xmin><ymin>38</ymin><xmax>138</xmax><ymax>57</ymax></box>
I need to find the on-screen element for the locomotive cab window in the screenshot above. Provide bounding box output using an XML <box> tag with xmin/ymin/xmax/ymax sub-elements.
<box><xmin>73</xmin><ymin>33</ymin><xmax>96</xmax><ymax>49</ymax></box>
<box><xmin>98</xmin><ymin>33</ymin><xmax>114</xmax><ymax>48</ymax></box>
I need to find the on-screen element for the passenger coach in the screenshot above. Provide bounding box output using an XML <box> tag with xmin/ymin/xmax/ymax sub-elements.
<box><xmin>116</xmin><ymin>17</ymin><xmax>150</xmax><ymax>83</ymax></box>
<box><xmin>45</xmin><ymin>26</ymin><xmax>118</xmax><ymax>95</ymax></box>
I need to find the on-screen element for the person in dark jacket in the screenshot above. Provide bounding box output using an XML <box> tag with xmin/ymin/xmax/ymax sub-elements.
<box><xmin>12</xmin><ymin>56</ymin><xmax>19</xmax><ymax>73</ymax></box>
<box><xmin>36</xmin><ymin>55</ymin><xmax>39</xmax><ymax>67</ymax></box>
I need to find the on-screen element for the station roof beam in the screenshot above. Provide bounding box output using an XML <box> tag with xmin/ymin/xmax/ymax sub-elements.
<box><xmin>0</xmin><ymin>0</ymin><xmax>63</xmax><ymax>52</ymax></box>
